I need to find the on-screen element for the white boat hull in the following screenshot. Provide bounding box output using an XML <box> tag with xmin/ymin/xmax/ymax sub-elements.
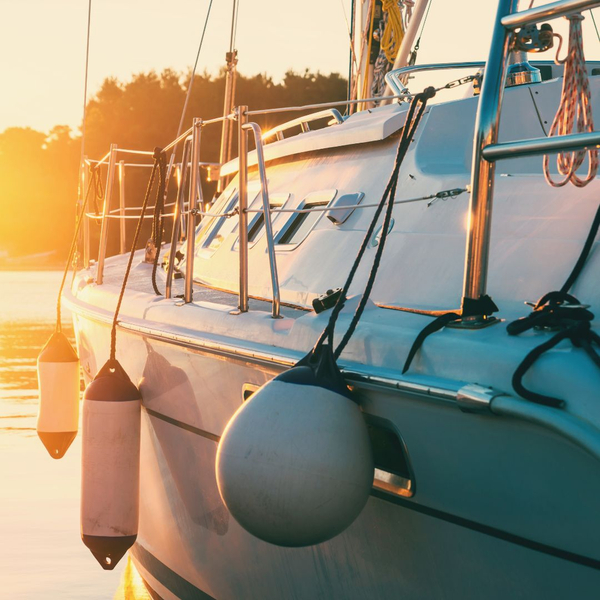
<box><xmin>72</xmin><ymin>309</ymin><xmax>600</xmax><ymax>600</ymax></box>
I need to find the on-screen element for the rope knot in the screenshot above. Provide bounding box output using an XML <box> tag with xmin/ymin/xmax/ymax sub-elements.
<box><xmin>153</xmin><ymin>147</ymin><xmax>164</xmax><ymax>160</ymax></box>
<box><xmin>421</xmin><ymin>86</ymin><xmax>436</xmax><ymax>100</ymax></box>
<box><xmin>508</xmin><ymin>292</ymin><xmax>600</xmax><ymax>408</ymax></box>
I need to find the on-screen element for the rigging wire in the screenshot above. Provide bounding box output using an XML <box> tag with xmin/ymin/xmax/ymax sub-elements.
<box><xmin>78</xmin><ymin>0</ymin><xmax>93</xmax><ymax>201</ymax></box>
<box><xmin>229</xmin><ymin>0</ymin><xmax>240</xmax><ymax>53</ymax></box>
<box><xmin>409</xmin><ymin>0</ymin><xmax>433</xmax><ymax>64</ymax></box>
<box><xmin>340</xmin><ymin>0</ymin><xmax>359</xmax><ymax>104</ymax></box>
<box><xmin>174</xmin><ymin>0</ymin><xmax>215</xmax><ymax>143</ymax></box>
<box><xmin>590</xmin><ymin>9</ymin><xmax>600</xmax><ymax>44</ymax></box>
<box><xmin>347</xmin><ymin>0</ymin><xmax>356</xmax><ymax>105</ymax></box>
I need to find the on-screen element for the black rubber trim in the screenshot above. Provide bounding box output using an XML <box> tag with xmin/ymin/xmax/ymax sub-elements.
<box><xmin>132</xmin><ymin>544</ymin><xmax>216</xmax><ymax>600</ymax></box>
<box><xmin>144</xmin><ymin>407</ymin><xmax>220</xmax><ymax>443</ymax></box>
<box><xmin>142</xmin><ymin>406</ymin><xmax>600</xmax><ymax>572</ymax></box>
<box><xmin>371</xmin><ymin>488</ymin><xmax>600</xmax><ymax>571</ymax></box>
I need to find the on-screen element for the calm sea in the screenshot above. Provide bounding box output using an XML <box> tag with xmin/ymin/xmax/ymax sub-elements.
<box><xmin>0</xmin><ymin>271</ymin><xmax>150</xmax><ymax>599</ymax></box>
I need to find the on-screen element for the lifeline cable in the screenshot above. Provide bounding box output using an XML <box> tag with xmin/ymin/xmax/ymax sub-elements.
<box><xmin>109</xmin><ymin>150</ymin><xmax>163</xmax><ymax>361</ymax></box>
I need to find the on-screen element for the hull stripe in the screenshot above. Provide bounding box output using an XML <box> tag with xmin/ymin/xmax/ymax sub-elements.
<box><xmin>145</xmin><ymin>407</ymin><xmax>220</xmax><ymax>443</ymax></box>
<box><xmin>371</xmin><ymin>489</ymin><xmax>600</xmax><ymax>571</ymax></box>
<box><xmin>132</xmin><ymin>544</ymin><xmax>216</xmax><ymax>600</ymax></box>
<box><xmin>143</xmin><ymin>405</ymin><xmax>600</xmax><ymax>573</ymax></box>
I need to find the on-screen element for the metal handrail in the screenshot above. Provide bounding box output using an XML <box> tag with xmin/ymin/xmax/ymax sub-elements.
<box><xmin>245</xmin><ymin>93</ymin><xmax>410</xmax><ymax>117</ymax></box>
<box><xmin>482</xmin><ymin>130</ymin><xmax>600</xmax><ymax>161</ymax></box>
<box><xmin>96</xmin><ymin>144</ymin><xmax>118</xmax><ymax>284</ymax></box>
<box><xmin>461</xmin><ymin>0</ymin><xmax>517</xmax><ymax>318</ymax></box>
<box><xmin>461</xmin><ymin>0</ymin><xmax>600</xmax><ymax>322</ymax></box>
<box><xmin>243</xmin><ymin>122</ymin><xmax>281</xmax><ymax>318</ymax></box>
<box><xmin>237</xmin><ymin>107</ymin><xmax>249</xmax><ymax>313</ymax></box>
<box><xmin>385</xmin><ymin>62</ymin><xmax>486</xmax><ymax>95</ymax></box>
<box><xmin>502</xmin><ymin>0</ymin><xmax>600</xmax><ymax>29</ymax></box>
<box><xmin>262</xmin><ymin>109</ymin><xmax>344</xmax><ymax>143</ymax></box>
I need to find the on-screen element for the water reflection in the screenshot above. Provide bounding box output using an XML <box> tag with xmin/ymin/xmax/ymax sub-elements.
<box><xmin>0</xmin><ymin>271</ymin><xmax>151</xmax><ymax>599</ymax></box>
<box><xmin>113</xmin><ymin>557</ymin><xmax>152</xmax><ymax>600</ymax></box>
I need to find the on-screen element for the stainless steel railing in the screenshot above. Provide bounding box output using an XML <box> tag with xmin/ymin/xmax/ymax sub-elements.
<box><xmin>461</xmin><ymin>0</ymin><xmax>600</xmax><ymax>323</ymax></box>
<box><xmin>243</xmin><ymin>122</ymin><xmax>281</xmax><ymax>318</ymax></box>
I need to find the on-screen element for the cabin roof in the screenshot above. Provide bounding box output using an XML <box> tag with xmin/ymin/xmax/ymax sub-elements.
<box><xmin>220</xmin><ymin>102</ymin><xmax>410</xmax><ymax>176</ymax></box>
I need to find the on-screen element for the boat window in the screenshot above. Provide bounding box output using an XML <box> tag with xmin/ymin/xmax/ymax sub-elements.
<box><xmin>233</xmin><ymin>193</ymin><xmax>290</xmax><ymax>250</ymax></box>
<box><xmin>248</xmin><ymin>193</ymin><xmax>290</xmax><ymax>244</ymax></box>
<box><xmin>275</xmin><ymin>190</ymin><xmax>337</xmax><ymax>249</ymax></box>
<box><xmin>200</xmin><ymin>189</ymin><xmax>239</xmax><ymax>252</ymax></box>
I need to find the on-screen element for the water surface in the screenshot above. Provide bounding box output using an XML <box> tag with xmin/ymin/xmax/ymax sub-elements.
<box><xmin>0</xmin><ymin>271</ymin><xmax>150</xmax><ymax>599</ymax></box>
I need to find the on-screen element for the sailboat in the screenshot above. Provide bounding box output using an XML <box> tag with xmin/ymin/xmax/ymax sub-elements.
<box><xmin>48</xmin><ymin>0</ymin><xmax>600</xmax><ymax>597</ymax></box>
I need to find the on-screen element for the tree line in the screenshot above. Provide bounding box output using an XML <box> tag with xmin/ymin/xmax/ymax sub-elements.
<box><xmin>0</xmin><ymin>69</ymin><xmax>347</xmax><ymax>263</ymax></box>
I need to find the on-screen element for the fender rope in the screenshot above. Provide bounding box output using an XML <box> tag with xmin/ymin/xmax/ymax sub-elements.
<box><xmin>304</xmin><ymin>87</ymin><xmax>436</xmax><ymax>372</ymax></box>
<box><xmin>507</xmin><ymin>203</ymin><xmax>600</xmax><ymax>407</ymax></box>
<box><xmin>109</xmin><ymin>150</ymin><xmax>163</xmax><ymax>361</ymax></box>
<box><xmin>150</xmin><ymin>150</ymin><xmax>168</xmax><ymax>296</ymax></box>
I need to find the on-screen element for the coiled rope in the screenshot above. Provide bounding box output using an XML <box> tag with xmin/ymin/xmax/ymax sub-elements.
<box><xmin>380</xmin><ymin>0</ymin><xmax>406</xmax><ymax>64</ymax></box>
<box><xmin>507</xmin><ymin>203</ymin><xmax>600</xmax><ymax>408</ymax></box>
<box><xmin>543</xmin><ymin>14</ymin><xmax>598</xmax><ymax>188</ymax></box>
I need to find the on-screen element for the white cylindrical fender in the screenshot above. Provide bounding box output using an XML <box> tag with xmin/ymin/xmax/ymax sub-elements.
<box><xmin>216</xmin><ymin>365</ymin><xmax>374</xmax><ymax>547</ymax></box>
<box><xmin>81</xmin><ymin>360</ymin><xmax>141</xmax><ymax>570</ymax></box>
<box><xmin>37</xmin><ymin>331</ymin><xmax>80</xmax><ymax>459</ymax></box>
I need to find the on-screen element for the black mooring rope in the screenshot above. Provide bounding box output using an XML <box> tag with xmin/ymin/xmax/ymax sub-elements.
<box><xmin>507</xmin><ymin>202</ymin><xmax>600</xmax><ymax>408</ymax></box>
<box><xmin>55</xmin><ymin>166</ymin><xmax>100</xmax><ymax>333</ymax></box>
<box><xmin>150</xmin><ymin>151</ymin><xmax>168</xmax><ymax>296</ymax></box>
<box><xmin>110</xmin><ymin>149</ymin><xmax>163</xmax><ymax>361</ymax></box>
<box><xmin>308</xmin><ymin>88</ymin><xmax>436</xmax><ymax>365</ymax></box>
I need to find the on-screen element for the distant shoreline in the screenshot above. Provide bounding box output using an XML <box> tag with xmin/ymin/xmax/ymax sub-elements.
<box><xmin>0</xmin><ymin>265</ymin><xmax>64</xmax><ymax>272</ymax></box>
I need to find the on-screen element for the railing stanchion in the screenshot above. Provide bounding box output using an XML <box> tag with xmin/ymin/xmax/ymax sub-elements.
<box><xmin>237</xmin><ymin>106</ymin><xmax>249</xmax><ymax>313</ymax></box>
<box><xmin>166</xmin><ymin>143</ymin><xmax>191</xmax><ymax>299</ymax></box>
<box><xmin>243</xmin><ymin>122</ymin><xmax>281</xmax><ymax>318</ymax></box>
<box><xmin>118</xmin><ymin>160</ymin><xmax>126</xmax><ymax>254</ymax></box>
<box><xmin>83</xmin><ymin>157</ymin><xmax>90</xmax><ymax>268</ymax></box>
<box><xmin>96</xmin><ymin>144</ymin><xmax>118</xmax><ymax>285</ymax></box>
<box><xmin>460</xmin><ymin>0</ymin><xmax>518</xmax><ymax>321</ymax></box>
<box><xmin>185</xmin><ymin>120</ymin><xmax>202</xmax><ymax>304</ymax></box>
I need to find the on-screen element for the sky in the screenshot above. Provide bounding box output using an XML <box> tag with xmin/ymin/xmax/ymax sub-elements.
<box><xmin>1</xmin><ymin>0</ymin><xmax>600</xmax><ymax>134</ymax></box>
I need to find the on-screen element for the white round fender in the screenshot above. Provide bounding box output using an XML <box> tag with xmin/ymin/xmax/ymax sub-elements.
<box><xmin>216</xmin><ymin>362</ymin><xmax>374</xmax><ymax>547</ymax></box>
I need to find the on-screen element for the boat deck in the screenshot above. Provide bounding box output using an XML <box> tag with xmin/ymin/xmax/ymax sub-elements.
<box><xmin>96</xmin><ymin>247</ymin><xmax>308</xmax><ymax>320</ymax></box>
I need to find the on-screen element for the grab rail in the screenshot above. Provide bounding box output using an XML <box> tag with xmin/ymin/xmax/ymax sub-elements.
<box><xmin>243</xmin><ymin>122</ymin><xmax>281</xmax><ymax>318</ymax></box>
<box><xmin>461</xmin><ymin>0</ymin><xmax>600</xmax><ymax>323</ymax></box>
<box><xmin>502</xmin><ymin>0</ymin><xmax>600</xmax><ymax>29</ymax></box>
<box><xmin>386</xmin><ymin>62</ymin><xmax>486</xmax><ymax>96</ymax></box>
<box><xmin>262</xmin><ymin>109</ymin><xmax>344</xmax><ymax>143</ymax></box>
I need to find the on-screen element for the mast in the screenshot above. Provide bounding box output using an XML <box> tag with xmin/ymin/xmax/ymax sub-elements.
<box><xmin>352</xmin><ymin>0</ymin><xmax>375</xmax><ymax>111</ymax></box>
<box><xmin>352</xmin><ymin>0</ymin><xmax>432</xmax><ymax>109</ymax></box>
<box><xmin>217</xmin><ymin>0</ymin><xmax>240</xmax><ymax>194</ymax></box>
